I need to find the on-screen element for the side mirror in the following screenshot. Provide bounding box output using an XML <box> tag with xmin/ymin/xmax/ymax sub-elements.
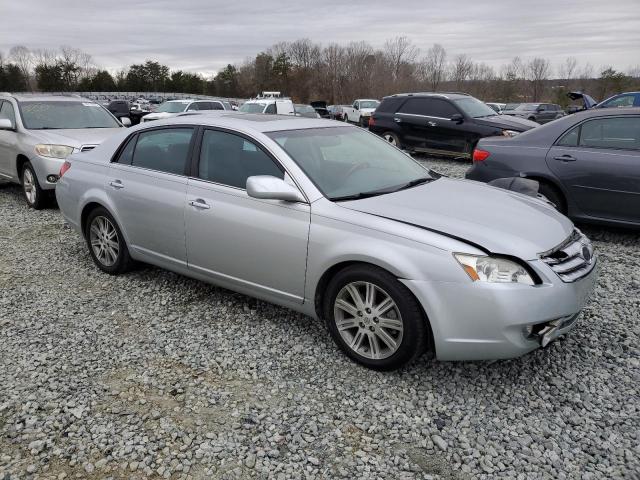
<box><xmin>0</xmin><ymin>118</ymin><xmax>14</xmax><ymax>130</ymax></box>
<box><xmin>246</xmin><ymin>175</ymin><xmax>306</xmax><ymax>203</ymax></box>
<box><xmin>450</xmin><ymin>113</ymin><xmax>464</xmax><ymax>124</ymax></box>
<box><xmin>121</xmin><ymin>117</ymin><xmax>132</xmax><ymax>127</ymax></box>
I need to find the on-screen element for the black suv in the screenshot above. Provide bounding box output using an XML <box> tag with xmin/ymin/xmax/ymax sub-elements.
<box><xmin>369</xmin><ymin>93</ymin><xmax>539</xmax><ymax>158</ymax></box>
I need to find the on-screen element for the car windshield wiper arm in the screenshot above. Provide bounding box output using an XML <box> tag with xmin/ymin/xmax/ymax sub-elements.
<box><xmin>330</xmin><ymin>177</ymin><xmax>433</xmax><ymax>202</ymax></box>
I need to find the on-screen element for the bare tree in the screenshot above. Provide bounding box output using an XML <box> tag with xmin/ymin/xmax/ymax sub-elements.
<box><xmin>383</xmin><ymin>36</ymin><xmax>419</xmax><ymax>81</ymax></box>
<box><xmin>9</xmin><ymin>45</ymin><xmax>33</xmax><ymax>90</ymax></box>
<box><xmin>451</xmin><ymin>54</ymin><xmax>474</xmax><ymax>90</ymax></box>
<box><xmin>527</xmin><ymin>57</ymin><xmax>551</xmax><ymax>101</ymax></box>
<box><xmin>559</xmin><ymin>56</ymin><xmax>578</xmax><ymax>80</ymax></box>
<box><xmin>419</xmin><ymin>44</ymin><xmax>447</xmax><ymax>91</ymax></box>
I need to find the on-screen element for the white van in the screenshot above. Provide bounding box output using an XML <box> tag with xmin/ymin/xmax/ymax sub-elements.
<box><xmin>239</xmin><ymin>98</ymin><xmax>295</xmax><ymax>115</ymax></box>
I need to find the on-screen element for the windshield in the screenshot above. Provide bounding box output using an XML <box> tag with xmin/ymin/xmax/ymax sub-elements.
<box><xmin>453</xmin><ymin>97</ymin><xmax>497</xmax><ymax>118</ymax></box>
<box><xmin>359</xmin><ymin>100</ymin><xmax>379</xmax><ymax>109</ymax></box>
<box><xmin>20</xmin><ymin>101</ymin><xmax>120</xmax><ymax>129</ymax></box>
<box><xmin>156</xmin><ymin>102</ymin><xmax>188</xmax><ymax>113</ymax></box>
<box><xmin>267</xmin><ymin>127</ymin><xmax>434</xmax><ymax>200</ymax></box>
<box><xmin>239</xmin><ymin>103</ymin><xmax>266</xmax><ymax>113</ymax></box>
<box><xmin>504</xmin><ymin>103</ymin><xmax>521</xmax><ymax>110</ymax></box>
<box><xmin>516</xmin><ymin>104</ymin><xmax>539</xmax><ymax>111</ymax></box>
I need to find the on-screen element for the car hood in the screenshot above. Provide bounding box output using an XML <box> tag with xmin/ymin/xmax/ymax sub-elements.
<box><xmin>475</xmin><ymin>115</ymin><xmax>539</xmax><ymax>130</ymax></box>
<box><xmin>359</xmin><ymin>108</ymin><xmax>376</xmax><ymax>114</ymax></box>
<box><xmin>339</xmin><ymin>178</ymin><xmax>573</xmax><ymax>260</ymax></box>
<box><xmin>30</xmin><ymin>128</ymin><xmax>123</xmax><ymax>148</ymax></box>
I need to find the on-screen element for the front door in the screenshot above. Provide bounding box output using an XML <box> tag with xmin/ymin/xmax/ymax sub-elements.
<box><xmin>0</xmin><ymin>101</ymin><xmax>18</xmax><ymax>178</ymax></box>
<box><xmin>185</xmin><ymin>128</ymin><xmax>310</xmax><ymax>306</ymax></box>
<box><xmin>546</xmin><ymin>115</ymin><xmax>640</xmax><ymax>224</ymax></box>
<box><xmin>108</xmin><ymin>126</ymin><xmax>196</xmax><ymax>267</ymax></box>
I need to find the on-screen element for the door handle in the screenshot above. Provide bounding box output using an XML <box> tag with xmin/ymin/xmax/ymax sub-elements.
<box><xmin>188</xmin><ymin>199</ymin><xmax>211</xmax><ymax>210</ymax></box>
<box><xmin>109</xmin><ymin>180</ymin><xmax>124</xmax><ymax>189</ymax></box>
<box><xmin>393</xmin><ymin>117</ymin><xmax>402</xmax><ymax>123</ymax></box>
<box><xmin>553</xmin><ymin>155</ymin><xmax>576</xmax><ymax>162</ymax></box>
<box><xmin>427</xmin><ymin>121</ymin><xmax>437</xmax><ymax>127</ymax></box>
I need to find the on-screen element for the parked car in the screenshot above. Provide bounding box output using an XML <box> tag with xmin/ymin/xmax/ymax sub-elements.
<box><xmin>56</xmin><ymin>113</ymin><xmax>596</xmax><ymax>370</ymax></box>
<box><xmin>142</xmin><ymin>99</ymin><xmax>231</xmax><ymax>122</ymax></box>
<box><xmin>502</xmin><ymin>103</ymin><xmax>565</xmax><ymax>124</ymax></box>
<box><xmin>328</xmin><ymin>105</ymin><xmax>348</xmax><ymax>121</ymax></box>
<box><xmin>596</xmin><ymin>91</ymin><xmax>640</xmax><ymax>109</ymax></box>
<box><xmin>0</xmin><ymin>93</ymin><xmax>126</xmax><ymax>208</ymax></box>
<box><xmin>238</xmin><ymin>98</ymin><xmax>295</xmax><ymax>115</ymax></box>
<box><xmin>107</xmin><ymin>100</ymin><xmax>149</xmax><ymax>125</ymax></box>
<box><xmin>369</xmin><ymin>93</ymin><xmax>538</xmax><ymax>158</ymax></box>
<box><xmin>486</xmin><ymin>102</ymin><xmax>506</xmax><ymax>114</ymax></box>
<box><xmin>310</xmin><ymin>101</ymin><xmax>330</xmax><ymax>118</ymax></box>
<box><xmin>567</xmin><ymin>91</ymin><xmax>598</xmax><ymax>113</ymax></box>
<box><xmin>466</xmin><ymin>108</ymin><xmax>640</xmax><ymax>228</ymax></box>
<box><xmin>342</xmin><ymin>99</ymin><xmax>380</xmax><ymax>126</ymax></box>
<box><xmin>294</xmin><ymin>104</ymin><xmax>320</xmax><ymax>118</ymax></box>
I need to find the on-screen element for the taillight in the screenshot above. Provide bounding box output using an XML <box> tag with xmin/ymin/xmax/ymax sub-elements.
<box><xmin>59</xmin><ymin>161</ymin><xmax>71</xmax><ymax>178</ymax></box>
<box><xmin>472</xmin><ymin>149</ymin><xmax>490</xmax><ymax>162</ymax></box>
<box><xmin>368</xmin><ymin>116</ymin><xmax>375</xmax><ymax>127</ymax></box>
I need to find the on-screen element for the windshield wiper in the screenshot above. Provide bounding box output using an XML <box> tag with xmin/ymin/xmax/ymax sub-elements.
<box><xmin>330</xmin><ymin>177</ymin><xmax>433</xmax><ymax>202</ymax></box>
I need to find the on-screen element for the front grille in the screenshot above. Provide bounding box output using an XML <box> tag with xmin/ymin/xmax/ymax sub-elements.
<box><xmin>540</xmin><ymin>229</ymin><xmax>596</xmax><ymax>282</ymax></box>
<box><xmin>80</xmin><ymin>145</ymin><xmax>97</xmax><ymax>152</ymax></box>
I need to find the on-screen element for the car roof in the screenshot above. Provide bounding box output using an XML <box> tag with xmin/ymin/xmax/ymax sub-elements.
<box><xmin>132</xmin><ymin>112</ymin><xmax>351</xmax><ymax>133</ymax></box>
<box><xmin>1</xmin><ymin>93</ymin><xmax>91</xmax><ymax>102</ymax></box>
<box><xmin>571</xmin><ymin>106</ymin><xmax>640</xmax><ymax>118</ymax></box>
<box><xmin>383</xmin><ymin>92</ymin><xmax>471</xmax><ymax>101</ymax></box>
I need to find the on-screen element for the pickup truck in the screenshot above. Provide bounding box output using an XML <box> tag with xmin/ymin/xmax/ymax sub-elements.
<box><xmin>342</xmin><ymin>99</ymin><xmax>380</xmax><ymax>126</ymax></box>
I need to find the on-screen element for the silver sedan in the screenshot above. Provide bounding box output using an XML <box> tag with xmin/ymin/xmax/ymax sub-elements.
<box><xmin>55</xmin><ymin>113</ymin><xmax>597</xmax><ymax>370</ymax></box>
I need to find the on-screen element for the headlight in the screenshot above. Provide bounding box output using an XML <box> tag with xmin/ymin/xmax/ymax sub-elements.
<box><xmin>453</xmin><ymin>253</ymin><xmax>535</xmax><ymax>285</ymax></box>
<box><xmin>35</xmin><ymin>144</ymin><xmax>74</xmax><ymax>159</ymax></box>
<box><xmin>502</xmin><ymin>129</ymin><xmax>519</xmax><ymax>137</ymax></box>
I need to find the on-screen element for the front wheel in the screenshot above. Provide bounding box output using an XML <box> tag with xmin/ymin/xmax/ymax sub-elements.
<box><xmin>21</xmin><ymin>162</ymin><xmax>48</xmax><ymax>209</ymax></box>
<box><xmin>324</xmin><ymin>264</ymin><xmax>430</xmax><ymax>370</ymax></box>
<box><xmin>85</xmin><ymin>207</ymin><xmax>133</xmax><ymax>274</ymax></box>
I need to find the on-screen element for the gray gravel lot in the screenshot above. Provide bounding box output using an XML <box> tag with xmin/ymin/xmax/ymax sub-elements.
<box><xmin>0</xmin><ymin>157</ymin><xmax>639</xmax><ymax>480</ymax></box>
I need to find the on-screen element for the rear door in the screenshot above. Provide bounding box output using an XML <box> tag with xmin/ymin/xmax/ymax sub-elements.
<box><xmin>185</xmin><ymin>128</ymin><xmax>310</xmax><ymax>305</ymax></box>
<box><xmin>546</xmin><ymin>115</ymin><xmax>640</xmax><ymax>223</ymax></box>
<box><xmin>108</xmin><ymin>126</ymin><xmax>196</xmax><ymax>267</ymax></box>
<box><xmin>395</xmin><ymin>98</ymin><xmax>468</xmax><ymax>154</ymax></box>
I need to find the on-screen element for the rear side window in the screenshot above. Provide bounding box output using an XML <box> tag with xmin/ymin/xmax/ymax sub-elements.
<box><xmin>398</xmin><ymin>98</ymin><xmax>458</xmax><ymax>118</ymax></box>
<box><xmin>556</xmin><ymin>126</ymin><xmax>579</xmax><ymax>147</ymax></box>
<box><xmin>131</xmin><ymin>128</ymin><xmax>194</xmax><ymax>174</ymax></box>
<box><xmin>579</xmin><ymin>117</ymin><xmax>640</xmax><ymax>150</ymax></box>
<box><xmin>198</xmin><ymin>129</ymin><xmax>283</xmax><ymax>188</ymax></box>
<box><xmin>376</xmin><ymin>97</ymin><xmax>405</xmax><ymax>113</ymax></box>
<box><xmin>115</xmin><ymin>136</ymin><xmax>138</xmax><ymax>164</ymax></box>
<box><xmin>601</xmin><ymin>95</ymin><xmax>636</xmax><ymax>108</ymax></box>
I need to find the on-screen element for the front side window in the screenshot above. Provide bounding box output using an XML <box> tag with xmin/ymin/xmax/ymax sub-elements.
<box><xmin>601</xmin><ymin>95</ymin><xmax>635</xmax><ymax>108</ymax></box>
<box><xmin>198</xmin><ymin>130</ymin><xmax>283</xmax><ymax>188</ymax></box>
<box><xmin>264</xmin><ymin>103</ymin><xmax>276</xmax><ymax>114</ymax></box>
<box><xmin>579</xmin><ymin>117</ymin><xmax>639</xmax><ymax>150</ymax></box>
<box><xmin>453</xmin><ymin>97</ymin><xmax>496</xmax><ymax>118</ymax></box>
<box><xmin>131</xmin><ymin>128</ymin><xmax>194</xmax><ymax>174</ymax></box>
<box><xmin>0</xmin><ymin>101</ymin><xmax>16</xmax><ymax>128</ymax></box>
<box><xmin>268</xmin><ymin>127</ymin><xmax>433</xmax><ymax>200</ymax></box>
<box><xmin>19</xmin><ymin>101</ymin><xmax>120</xmax><ymax>129</ymax></box>
<box><xmin>359</xmin><ymin>100</ymin><xmax>379</xmax><ymax>109</ymax></box>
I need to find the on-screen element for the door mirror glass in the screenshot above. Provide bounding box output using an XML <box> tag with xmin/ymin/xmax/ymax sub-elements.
<box><xmin>246</xmin><ymin>175</ymin><xmax>306</xmax><ymax>202</ymax></box>
<box><xmin>0</xmin><ymin>118</ymin><xmax>14</xmax><ymax>130</ymax></box>
<box><xmin>450</xmin><ymin>113</ymin><xmax>464</xmax><ymax>123</ymax></box>
<box><xmin>121</xmin><ymin>117</ymin><xmax>132</xmax><ymax>127</ymax></box>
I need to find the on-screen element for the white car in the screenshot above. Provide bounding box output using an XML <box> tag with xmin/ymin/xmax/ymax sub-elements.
<box><xmin>142</xmin><ymin>99</ymin><xmax>232</xmax><ymax>122</ymax></box>
<box><xmin>342</xmin><ymin>99</ymin><xmax>380</xmax><ymax>126</ymax></box>
<box><xmin>239</xmin><ymin>98</ymin><xmax>295</xmax><ymax>115</ymax></box>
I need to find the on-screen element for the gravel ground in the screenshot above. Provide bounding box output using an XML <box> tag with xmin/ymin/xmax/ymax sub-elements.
<box><xmin>0</xmin><ymin>157</ymin><xmax>639</xmax><ymax>480</ymax></box>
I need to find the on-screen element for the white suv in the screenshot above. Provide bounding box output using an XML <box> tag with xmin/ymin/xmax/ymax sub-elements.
<box><xmin>0</xmin><ymin>93</ymin><xmax>125</xmax><ymax>208</ymax></box>
<box><xmin>142</xmin><ymin>99</ymin><xmax>232</xmax><ymax>122</ymax></box>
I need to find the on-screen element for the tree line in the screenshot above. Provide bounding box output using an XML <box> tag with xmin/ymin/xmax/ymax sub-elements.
<box><xmin>1</xmin><ymin>40</ymin><xmax>639</xmax><ymax>106</ymax></box>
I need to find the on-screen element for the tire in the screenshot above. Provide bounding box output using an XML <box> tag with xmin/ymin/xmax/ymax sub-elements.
<box><xmin>538</xmin><ymin>181</ymin><xmax>567</xmax><ymax>214</ymax></box>
<box><xmin>323</xmin><ymin>264</ymin><xmax>430</xmax><ymax>371</ymax></box>
<box><xmin>85</xmin><ymin>207</ymin><xmax>133</xmax><ymax>275</ymax></box>
<box><xmin>382</xmin><ymin>131</ymin><xmax>402</xmax><ymax>149</ymax></box>
<box><xmin>21</xmin><ymin>162</ymin><xmax>48</xmax><ymax>210</ymax></box>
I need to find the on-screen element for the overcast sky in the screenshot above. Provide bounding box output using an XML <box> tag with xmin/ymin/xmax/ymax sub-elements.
<box><xmin>1</xmin><ymin>0</ymin><xmax>638</xmax><ymax>76</ymax></box>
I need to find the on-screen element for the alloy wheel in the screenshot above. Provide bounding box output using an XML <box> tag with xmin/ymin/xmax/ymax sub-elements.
<box><xmin>334</xmin><ymin>281</ymin><xmax>404</xmax><ymax>360</ymax></box>
<box><xmin>383</xmin><ymin>134</ymin><xmax>397</xmax><ymax>146</ymax></box>
<box><xmin>23</xmin><ymin>168</ymin><xmax>37</xmax><ymax>205</ymax></box>
<box><xmin>89</xmin><ymin>216</ymin><xmax>120</xmax><ymax>267</ymax></box>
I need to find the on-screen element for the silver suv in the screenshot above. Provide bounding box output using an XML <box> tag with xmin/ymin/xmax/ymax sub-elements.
<box><xmin>0</xmin><ymin>94</ymin><xmax>125</xmax><ymax>208</ymax></box>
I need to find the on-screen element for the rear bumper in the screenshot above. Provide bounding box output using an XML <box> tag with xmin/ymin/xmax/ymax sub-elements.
<box><xmin>465</xmin><ymin>162</ymin><xmax>518</xmax><ymax>183</ymax></box>
<box><xmin>401</xmin><ymin>260</ymin><xmax>597</xmax><ymax>361</ymax></box>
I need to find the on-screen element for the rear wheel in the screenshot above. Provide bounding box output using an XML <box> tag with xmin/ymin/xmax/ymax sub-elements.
<box><xmin>324</xmin><ymin>264</ymin><xmax>430</xmax><ymax>370</ymax></box>
<box><xmin>85</xmin><ymin>207</ymin><xmax>133</xmax><ymax>274</ymax></box>
<box><xmin>538</xmin><ymin>181</ymin><xmax>567</xmax><ymax>214</ymax></box>
<box><xmin>21</xmin><ymin>162</ymin><xmax>48</xmax><ymax>209</ymax></box>
<box><xmin>382</xmin><ymin>131</ymin><xmax>402</xmax><ymax>149</ymax></box>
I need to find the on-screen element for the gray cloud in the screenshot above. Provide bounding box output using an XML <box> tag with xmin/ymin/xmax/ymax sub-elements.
<box><xmin>1</xmin><ymin>0</ymin><xmax>638</xmax><ymax>76</ymax></box>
